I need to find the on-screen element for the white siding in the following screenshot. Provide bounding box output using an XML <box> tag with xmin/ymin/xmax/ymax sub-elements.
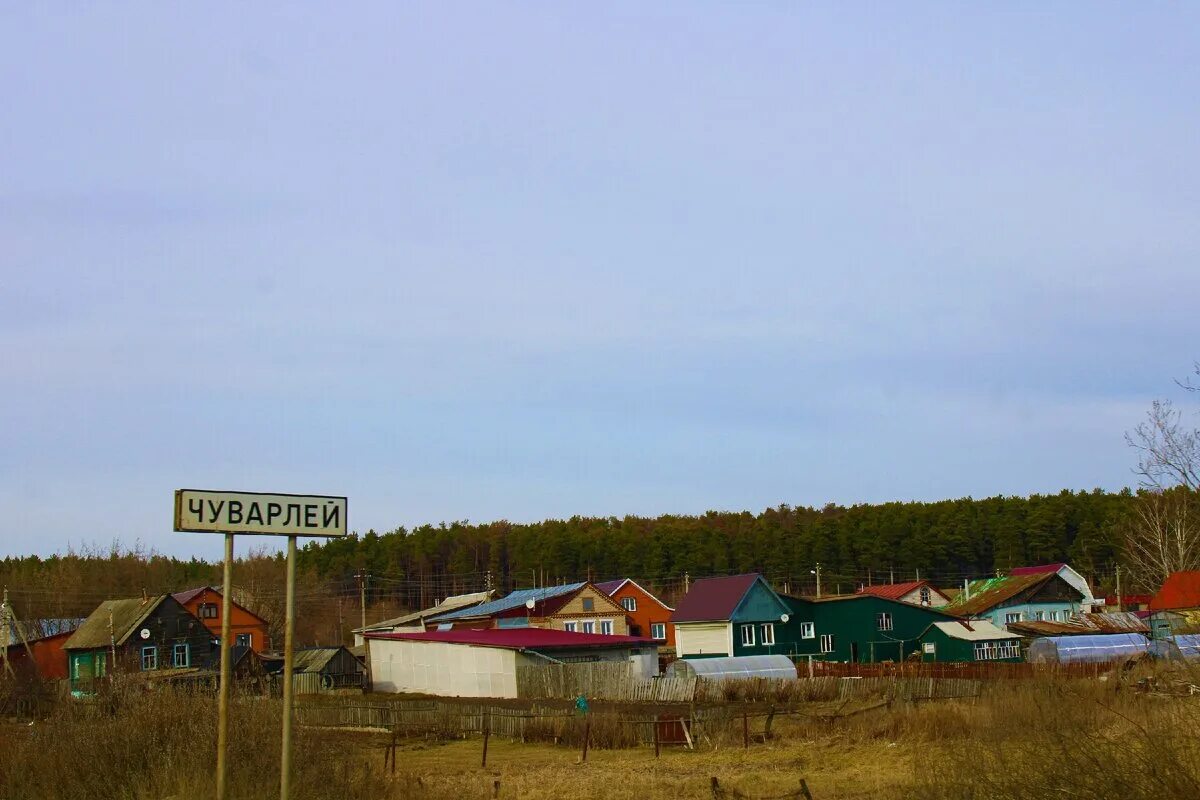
<box><xmin>369</xmin><ymin>640</ymin><xmax>519</xmax><ymax>698</ymax></box>
<box><xmin>675</xmin><ymin>622</ymin><xmax>732</xmax><ymax>657</ymax></box>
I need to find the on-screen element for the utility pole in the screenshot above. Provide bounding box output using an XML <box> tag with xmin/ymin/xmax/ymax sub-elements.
<box><xmin>1114</xmin><ymin>565</ymin><xmax>1122</xmax><ymax>613</ymax></box>
<box><xmin>813</xmin><ymin>564</ymin><xmax>822</xmax><ymax>598</ymax></box>
<box><xmin>1</xmin><ymin>587</ymin><xmax>11</xmax><ymax>678</ymax></box>
<box><xmin>355</xmin><ymin>571</ymin><xmax>370</xmax><ymax>632</ymax></box>
<box><xmin>684</xmin><ymin>572</ymin><xmax>690</xmax><ymax>594</ymax></box>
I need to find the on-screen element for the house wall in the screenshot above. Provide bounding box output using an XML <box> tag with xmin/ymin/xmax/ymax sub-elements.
<box><xmin>369</xmin><ymin>639</ymin><xmax>519</xmax><ymax>697</ymax></box>
<box><xmin>676</xmin><ymin>622</ymin><xmax>732</xmax><ymax>658</ymax></box>
<box><xmin>898</xmin><ymin>587</ymin><xmax>949</xmax><ymax>607</ymax></box>
<box><xmin>918</xmin><ymin>628</ymin><xmax>1022</xmax><ymax>663</ymax></box>
<box><xmin>177</xmin><ymin>588</ymin><xmax>270</xmax><ymax>652</ymax></box>
<box><xmin>981</xmin><ymin>601</ymin><xmax>1082</xmax><ymax>630</ymax></box>
<box><xmin>6</xmin><ymin>631</ymin><xmax>73</xmax><ymax>680</ymax></box>
<box><xmin>785</xmin><ymin>597</ymin><xmax>958</xmax><ymax>663</ymax></box>
<box><xmin>608</xmin><ymin>582</ymin><xmax>676</xmax><ymax>649</ymax></box>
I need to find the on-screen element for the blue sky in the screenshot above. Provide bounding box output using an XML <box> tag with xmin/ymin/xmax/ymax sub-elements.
<box><xmin>3</xmin><ymin>4</ymin><xmax>1198</xmax><ymax>559</ymax></box>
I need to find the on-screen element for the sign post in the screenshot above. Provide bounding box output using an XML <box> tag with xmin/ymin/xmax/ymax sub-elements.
<box><xmin>174</xmin><ymin>489</ymin><xmax>348</xmax><ymax>800</ymax></box>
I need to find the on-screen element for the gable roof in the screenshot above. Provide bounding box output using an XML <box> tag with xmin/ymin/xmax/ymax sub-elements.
<box><xmin>1010</xmin><ymin>563</ymin><xmax>1066</xmax><ymax>576</ymax></box>
<box><xmin>429</xmin><ymin>583</ymin><xmax>586</xmax><ymax>622</ymax></box>
<box><xmin>64</xmin><ymin>596</ymin><xmax>170</xmax><ymax>650</ymax></box>
<box><xmin>671</xmin><ymin>573</ymin><xmax>768</xmax><ymax>623</ymax></box>
<box><xmin>171</xmin><ymin>586</ymin><xmax>270</xmax><ymax>626</ymax></box>
<box><xmin>1006</xmin><ymin>611</ymin><xmax>1149</xmax><ymax>637</ymax></box>
<box><xmin>354</xmin><ymin>590</ymin><xmax>496</xmax><ymax>633</ymax></box>
<box><xmin>927</xmin><ymin>619</ymin><xmax>1020</xmax><ymax>642</ymax></box>
<box><xmin>1150</xmin><ymin>571</ymin><xmax>1200</xmax><ymax>611</ymax></box>
<box><xmin>291</xmin><ymin>646</ymin><xmax>352</xmax><ymax>674</ymax></box>
<box><xmin>856</xmin><ymin>580</ymin><xmax>949</xmax><ymax>603</ymax></box>
<box><xmin>593</xmin><ymin>578</ymin><xmax>675</xmax><ymax>611</ymax></box>
<box><xmin>944</xmin><ymin>573</ymin><xmax>1063</xmax><ymax>617</ymax></box>
<box><xmin>788</xmin><ymin>592</ymin><xmax>965</xmax><ymax>620</ymax></box>
<box><xmin>366</xmin><ymin>627</ymin><xmax>653</xmax><ymax>651</ymax></box>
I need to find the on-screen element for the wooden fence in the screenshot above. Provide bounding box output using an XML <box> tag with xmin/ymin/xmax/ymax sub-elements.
<box><xmin>802</xmin><ymin>660</ymin><xmax>1113</xmax><ymax>680</ymax></box>
<box><xmin>516</xmin><ymin>662</ymin><xmax>698</xmax><ymax>702</ymax></box>
<box><xmin>295</xmin><ymin>698</ymin><xmax>577</xmax><ymax>740</ymax></box>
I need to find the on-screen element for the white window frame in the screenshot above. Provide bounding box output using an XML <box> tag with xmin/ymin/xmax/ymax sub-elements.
<box><xmin>141</xmin><ymin>646</ymin><xmax>157</xmax><ymax>671</ymax></box>
<box><xmin>740</xmin><ymin>624</ymin><xmax>756</xmax><ymax>647</ymax></box>
<box><xmin>650</xmin><ymin>623</ymin><xmax>666</xmax><ymax>640</ymax></box>
<box><xmin>1034</xmin><ymin>611</ymin><xmax>1044</xmax><ymax>621</ymax></box>
<box><xmin>800</xmin><ymin>622</ymin><xmax>815</xmax><ymax>639</ymax></box>
<box><xmin>819</xmin><ymin>634</ymin><xmax>835</xmax><ymax>654</ymax></box>
<box><xmin>1005</xmin><ymin>612</ymin><xmax>1023</xmax><ymax>625</ymax></box>
<box><xmin>581</xmin><ymin>620</ymin><xmax>595</xmax><ymax>634</ymax></box>
<box><xmin>919</xmin><ymin>587</ymin><xmax>931</xmax><ymax>606</ymax></box>
<box><xmin>563</xmin><ymin>621</ymin><xmax>578</xmax><ymax>633</ymax></box>
<box><xmin>172</xmin><ymin>644</ymin><xmax>190</xmax><ymax>668</ymax></box>
<box><xmin>599</xmin><ymin>619</ymin><xmax>614</xmax><ymax>636</ymax></box>
<box><xmin>621</xmin><ymin>597</ymin><xmax>637</xmax><ymax>612</ymax></box>
<box><xmin>760</xmin><ymin>623</ymin><xmax>775</xmax><ymax>646</ymax></box>
<box><xmin>1047</xmin><ymin>611</ymin><xmax>1058</xmax><ymax>622</ymax></box>
<box><xmin>876</xmin><ymin>612</ymin><xmax>893</xmax><ymax>632</ymax></box>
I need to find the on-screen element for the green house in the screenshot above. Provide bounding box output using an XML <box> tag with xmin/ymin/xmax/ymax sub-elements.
<box><xmin>917</xmin><ymin>619</ymin><xmax>1022</xmax><ymax>662</ymax></box>
<box><xmin>671</xmin><ymin>573</ymin><xmax>797</xmax><ymax>658</ymax></box>
<box><xmin>782</xmin><ymin>594</ymin><xmax>968</xmax><ymax>663</ymax></box>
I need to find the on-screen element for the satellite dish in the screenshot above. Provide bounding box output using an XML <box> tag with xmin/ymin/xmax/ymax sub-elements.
<box><xmin>525</xmin><ymin>598</ymin><xmax>537</xmax><ymax>610</ymax></box>
<box><xmin>139</xmin><ymin>628</ymin><xmax>151</xmax><ymax>640</ymax></box>
<box><xmin>780</xmin><ymin>614</ymin><xmax>790</xmax><ymax>624</ymax></box>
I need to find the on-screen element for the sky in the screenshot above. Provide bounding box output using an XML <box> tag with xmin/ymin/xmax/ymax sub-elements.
<box><xmin>2</xmin><ymin>4</ymin><xmax>1199</xmax><ymax>560</ymax></box>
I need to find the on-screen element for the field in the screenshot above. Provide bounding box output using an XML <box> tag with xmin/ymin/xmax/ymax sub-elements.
<box><xmin>3</xmin><ymin>668</ymin><xmax>1200</xmax><ymax>800</ymax></box>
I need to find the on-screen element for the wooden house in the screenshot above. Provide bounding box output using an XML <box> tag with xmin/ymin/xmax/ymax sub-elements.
<box><xmin>918</xmin><ymin>620</ymin><xmax>1022</xmax><ymax>662</ymax></box>
<box><xmin>277</xmin><ymin>646</ymin><xmax>364</xmax><ymax>692</ymax></box>
<box><xmin>428</xmin><ymin>583</ymin><xmax>630</xmax><ymax>635</ymax></box>
<box><xmin>943</xmin><ymin>572</ymin><xmax>1086</xmax><ymax>630</ymax></box>
<box><xmin>671</xmin><ymin>574</ymin><xmax>792</xmax><ymax>659</ymax></box>
<box><xmin>783</xmin><ymin>594</ymin><xmax>968</xmax><ymax>663</ymax></box>
<box><xmin>856</xmin><ymin>580</ymin><xmax>951</xmax><ymax>608</ymax></box>
<box><xmin>594</xmin><ymin>578</ymin><xmax>676</xmax><ymax>650</ymax></box>
<box><xmin>1149</xmin><ymin>571</ymin><xmax>1200</xmax><ymax>637</ymax></box>
<box><xmin>1009</xmin><ymin>563</ymin><xmax>1097</xmax><ymax>608</ymax></box>
<box><xmin>62</xmin><ymin>595</ymin><xmax>213</xmax><ymax>695</ymax></box>
<box><xmin>172</xmin><ymin>586</ymin><xmax>271</xmax><ymax>653</ymax></box>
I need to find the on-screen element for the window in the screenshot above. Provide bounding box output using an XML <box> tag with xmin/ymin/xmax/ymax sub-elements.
<box><xmin>919</xmin><ymin>587</ymin><xmax>931</xmax><ymax>606</ymax></box>
<box><xmin>651</xmin><ymin>623</ymin><xmax>666</xmax><ymax>640</ymax></box>
<box><xmin>173</xmin><ymin>644</ymin><xmax>190</xmax><ymax>668</ymax></box>
<box><xmin>621</xmin><ymin>597</ymin><xmax>637</xmax><ymax>612</ymax></box>
<box><xmin>599</xmin><ymin>620</ymin><xmax>614</xmax><ymax>635</ymax></box>
<box><xmin>199</xmin><ymin>603</ymin><xmax>218</xmax><ymax>619</ymax></box>
<box><xmin>235</xmin><ymin>633</ymin><xmax>252</xmax><ymax>648</ymax></box>
<box><xmin>141</xmin><ymin>646</ymin><xmax>158</xmax><ymax>671</ymax></box>
<box><xmin>1004</xmin><ymin>612</ymin><xmax>1022</xmax><ymax>625</ymax></box>
<box><xmin>581</xmin><ymin>598</ymin><xmax>595</xmax><ymax>612</ymax></box>
<box><xmin>563</xmin><ymin>621</ymin><xmax>578</xmax><ymax>632</ymax></box>
<box><xmin>819</xmin><ymin>634</ymin><xmax>835</xmax><ymax>654</ymax></box>
<box><xmin>581</xmin><ymin>621</ymin><xmax>595</xmax><ymax>634</ymax></box>
<box><xmin>876</xmin><ymin>612</ymin><xmax>893</xmax><ymax>631</ymax></box>
<box><xmin>740</xmin><ymin>624</ymin><xmax>756</xmax><ymax>647</ymax></box>
<box><xmin>974</xmin><ymin>641</ymin><xmax>1021</xmax><ymax>661</ymax></box>
<box><xmin>760</xmin><ymin>624</ymin><xmax>775</xmax><ymax>646</ymax></box>
<box><xmin>1047</xmin><ymin>611</ymin><xmax>1058</xmax><ymax>622</ymax></box>
<box><xmin>800</xmin><ymin>622</ymin><xmax>815</xmax><ymax>639</ymax></box>
<box><xmin>1034</xmin><ymin>611</ymin><xmax>1044</xmax><ymax>621</ymax></box>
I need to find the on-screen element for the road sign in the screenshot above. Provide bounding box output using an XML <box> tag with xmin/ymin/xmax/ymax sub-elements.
<box><xmin>173</xmin><ymin>489</ymin><xmax>347</xmax><ymax>537</ymax></box>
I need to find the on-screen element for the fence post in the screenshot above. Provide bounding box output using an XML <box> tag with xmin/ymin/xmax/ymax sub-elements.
<box><xmin>581</xmin><ymin>719</ymin><xmax>591</xmax><ymax>762</ymax></box>
<box><xmin>654</xmin><ymin>714</ymin><xmax>660</xmax><ymax>758</ymax></box>
<box><xmin>742</xmin><ymin>709</ymin><xmax>749</xmax><ymax>749</ymax></box>
<box><xmin>482</xmin><ymin>709</ymin><xmax>491</xmax><ymax>767</ymax></box>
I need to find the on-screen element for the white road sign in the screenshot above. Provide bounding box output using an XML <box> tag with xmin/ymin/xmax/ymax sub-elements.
<box><xmin>174</xmin><ymin>489</ymin><xmax>347</xmax><ymax>537</ymax></box>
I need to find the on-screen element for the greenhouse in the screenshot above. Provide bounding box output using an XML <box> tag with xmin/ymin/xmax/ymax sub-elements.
<box><xmin>667</xmin><ymin>654</ymin><xmax>797</xmax><ymax>681</ymax></box>
<box><xmin>1147</xmin><ymin>635</ymin><xmax>1200</xmax><ymax>661</ymax></box>
<box><xmin>1027</xmin><ymin>633</ymin><xmax>1149</xmax><ymax>664</ymax></box>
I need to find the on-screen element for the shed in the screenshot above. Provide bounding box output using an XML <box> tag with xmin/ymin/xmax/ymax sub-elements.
<box><xmin>666</xmin><ymin>654</ymin><xmax>796</xmax><ymax>681</ymax></box>
<box><xmin>284</xmin><ymin>646</ymin><xmax>363</xmax><ymax>691</ymax></box>
<box><xmin>1027</xmin><ymin>633</ymin><xmax>1150</xmax><ymax>664</ymax></box>
<box><xmin>918</xmin><ymin>620</ymin><xmax>1022</xmax><ymax>663</ymax></box>
<box><xmin>366</xmin><ymin>628</ymin><xmax>657</xmax><ymax>698</ymax></box>
<box><xmin>671</xmin><ymin>574</ymin><xmax>791</xmax><ymax>658</ymax></box>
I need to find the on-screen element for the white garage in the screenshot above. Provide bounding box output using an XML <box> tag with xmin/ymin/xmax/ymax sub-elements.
<box><xmin>365</xmin><ymin>628</ymin><xmax>659</xmax><ymax>698</ymax></box>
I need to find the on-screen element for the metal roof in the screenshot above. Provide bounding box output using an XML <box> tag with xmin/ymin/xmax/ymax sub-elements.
<box><xmin>1150</xmin><ymin>571</ymin><xmax>1200</xmax><ymax>611</ymax></box>
<box><xmin>366</xmin><ymin>627</ymin><xmax>654</xmax><ymax>651</ymax></box>
<box><xmin>592</xmin><ymin>578</ymin><xmax>675</xmax><ymax>611</ymax></box>
<box><xmin>353</xmin><ymin>590</ymin><xmax>495</xmax><ymax>633</ymax></box>
<box><xmin>429</xmin><ymin>583</ymin><xmax>586</xmax><ymax>622</ymax></box>
<box><xmin>1006</xmin><ymin>612</ymin><xmax>1149</xmax><ymax>638</ymax></box>
<box><xmin>290</xmin><ymin>647</ymin><xmax>351</xmax><ymax>674</ymax></box>
<box><xmin>64</xmin><ymin>596</ymin><xmax>168</xmax><ymax>650</ymax></box>
<box><xmin>671</xmin><ymin>574</ymin><xmax>764</xmax><ymax>623</ymax></box>
<box><xmin>928</xmin><ymin>620</ymin><xmax>1020</xmax><ymax>642</ymax></box>
<box><xmin>1010</xmin><ymin>563</ymin><xmax>1066</xmax><ymax>576</ymax></box>
<box><xmin>856</xmin><ymin>581</ymin><xmax>947</xmax><ymax>602</ymax></box>
<box><xmin>944</xmin><ymin>573</ymin><xmax>1057</xmax><ymax>617</ymax></box>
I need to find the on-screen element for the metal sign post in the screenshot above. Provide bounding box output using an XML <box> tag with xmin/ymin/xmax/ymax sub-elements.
<box><xmin>174</xmin><ymin>489</ymin><xmax>347</xmax><ymax>800</ymax></box>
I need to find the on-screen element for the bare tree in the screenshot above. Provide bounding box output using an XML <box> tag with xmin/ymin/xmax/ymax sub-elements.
<box><xmin>1125</xmin><ymin>363</ymin><xmax>1200</xmax><ymax>588</ymax></box>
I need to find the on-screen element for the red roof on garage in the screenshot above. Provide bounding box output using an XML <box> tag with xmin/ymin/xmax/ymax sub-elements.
<box><xmin>364</xmin><ymin>628</ymin><xmax>654</xmax><ymax>650</ymax></box>
<box><xmin>1150</xmin><ymin>571</ymin><xmax>1200</xmax><ymax>611</ymax></box>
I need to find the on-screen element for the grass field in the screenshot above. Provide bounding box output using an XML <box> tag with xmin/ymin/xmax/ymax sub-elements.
<box><xmin>3</xmin><ymin>669</ymin><xmax>1200</xmax><ymax>799</ymax></box>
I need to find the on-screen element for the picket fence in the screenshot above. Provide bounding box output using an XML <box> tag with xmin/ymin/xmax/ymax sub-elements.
<box><xmin>295</xmin><ymin>698</ymin><xmax>576</xmax><ymax>739</ymax></box>
<box><xmin>516</xmin><ymin>662</ymin><xmax>697</xmax><ymax>702</ymax></box>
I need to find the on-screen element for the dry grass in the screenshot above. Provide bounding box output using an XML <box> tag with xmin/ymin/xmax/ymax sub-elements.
<box><xmin>4</xmin><ymin>667</ymin><xmax>1200</xmax><ymax>799</ymax></box>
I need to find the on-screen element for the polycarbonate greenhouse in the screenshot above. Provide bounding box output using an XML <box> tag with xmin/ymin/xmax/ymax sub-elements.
<box><xmin>667</xmin><ymin>654</ymin><xmax>797</xmax><ymax>681</ymax></box>
<box><xmin>1027</xmin><ymin>633</ymin><xmax>1149</xmax><ymax>664</ymax></box>
<box><xmin>1147</xmin><ymin>635</ymin><xmax>1200</xmax><ymax>661</ymax></box>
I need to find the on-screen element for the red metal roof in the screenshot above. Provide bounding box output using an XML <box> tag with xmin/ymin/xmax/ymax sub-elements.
<box><xmin>1009</xmin><ymin>563</ymin><xmax>1066</xmax><ymax>576</ymax></box>
<box><xmin>671</xmin><ymin>573</ymin><xmax>761</xmax><ymax>623</ymax></box>
<box><xmin>1150</xmin><ymin>571</ymin><xmax>1200</xmax><ymax>611</ymax></box>
<box><xmin>364</xmin><ymin>628</ymin><xmax>655</xmax><ymax>650</ymax></box>
<box><xmin>856</xmin><ymin>581</ymin><xmax>929</xmax><ymax>601</ymax></box>
<box><xmin>593</xmin><ymin>579</ymin><xmax>624</xmax><ymax>595</ymax></box>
